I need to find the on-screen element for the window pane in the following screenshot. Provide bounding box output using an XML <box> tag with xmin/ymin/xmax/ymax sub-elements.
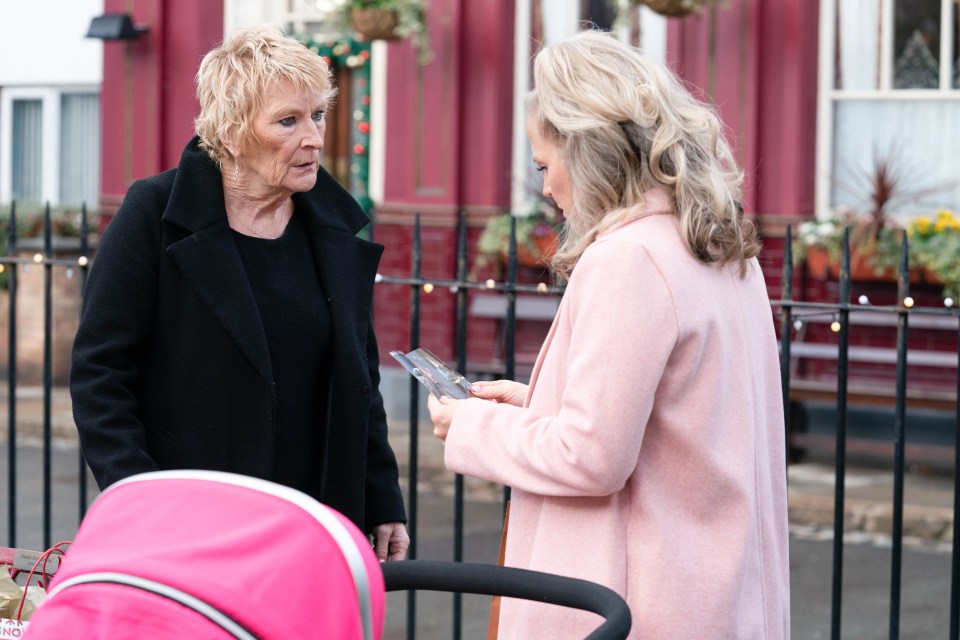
<box><xmin>953</xmin><ymin>0</ymin><xmax>960</xmax><ymax>88</ymax></box>
<box><xmin>893</xmin><ymin>0</ymin><xmax>941</xmax><ymax>89</ymax></box>
<box><xmin>60</xmin><ymin>93</ymin><xmax>100</xmax><ymax>208</ymax></box>
<box><xmin>831</xmin><ymin>100</ymin><xmax>960</xmax><ymax>214</ymax></box>
<box><xmin>837</xmin><ymin>0</ymin><xmax>881</xmax><ymax>90</ymax></box>
<box><xmin>12</xmin><ymin>99</ymin><xmax>43</xmax><ymax>204</ymax></box>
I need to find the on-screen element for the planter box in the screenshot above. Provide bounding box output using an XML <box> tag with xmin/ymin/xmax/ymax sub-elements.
<box><xmin>803</xmin><ymin>245</ymin><xmax>940</xmax><ymax>285</ymax></box>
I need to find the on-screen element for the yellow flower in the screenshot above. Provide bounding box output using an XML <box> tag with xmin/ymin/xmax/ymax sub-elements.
<box><xmin>934</xmin><ymin>209</ymin><xmax>960</xmax><ymax>232</ymax></box>
<box><xmin>910</xmin><ymin>216</ymin><xmax>933</xmax><ymax>237</ymax></box>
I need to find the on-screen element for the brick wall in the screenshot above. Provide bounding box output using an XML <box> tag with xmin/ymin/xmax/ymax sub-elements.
<box><xmin>373</xmin><ymin>220</ymin><xmax>556</xmax><ymax>376</ymax></box>
<box><xmin>0</xmin><ymin>240</ymin><xmax>85</xmax><ymax>386</ymax></box>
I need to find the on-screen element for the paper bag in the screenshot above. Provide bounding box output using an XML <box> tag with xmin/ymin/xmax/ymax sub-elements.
<box><xmin>0</xmin><ymin>565</ymin><xmax>46</xmax><ymax>622</ymax></box>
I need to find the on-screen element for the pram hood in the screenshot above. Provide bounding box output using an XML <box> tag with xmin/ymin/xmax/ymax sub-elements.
<box><xmin>25</xmin><ymin>470</ymin><xmax>385</xmax><ymax>639</ymax></box>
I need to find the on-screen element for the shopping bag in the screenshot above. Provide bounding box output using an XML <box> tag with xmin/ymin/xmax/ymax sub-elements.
<box><xmin>0</xmin><ymin>616</ymin><xmax>29</xmax><ymax>636</ymax></box>
<box><xmin>0</xmin><ymin>542</ymin><xmax>69</xmax><ymax>627</ymax></box>
<box><xmin>0</xmin><ymin>564</ymin><xmax>45</xmax><ymax>627</ymax></box>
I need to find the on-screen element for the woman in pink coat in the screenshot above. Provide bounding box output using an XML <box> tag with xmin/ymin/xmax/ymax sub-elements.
<box><xmin>428</xmin><ymin>30</ymin><xmax>790</xmax><ymax>639</ymax></box>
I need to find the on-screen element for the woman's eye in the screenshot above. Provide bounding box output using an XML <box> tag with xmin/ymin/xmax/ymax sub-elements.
<box><xmin>279</xmin><ymin>116</ymin><xmax>295</xmax><ymax>127</ymax></box>
<box><xmin>312</xmin><ymin>110</ymin><xmax>325</xmax><ymax>122</ymax></box>
<box><xmin>535</xmin><ymin>165</ymin><xmax>546</xmax><ymax>173</ymax></box>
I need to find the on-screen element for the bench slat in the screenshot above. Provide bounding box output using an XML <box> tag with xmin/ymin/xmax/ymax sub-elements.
<box><xmin>787</xmin><ymin>343</ymin><xmax>958</xmax><ymax>368</ymax></box>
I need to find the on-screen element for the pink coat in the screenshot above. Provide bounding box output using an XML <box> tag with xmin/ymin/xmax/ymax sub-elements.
<box><xmin>445</xmin><ymin>189</ymin><xmax>790</xmax><ymax>639</ymax></box>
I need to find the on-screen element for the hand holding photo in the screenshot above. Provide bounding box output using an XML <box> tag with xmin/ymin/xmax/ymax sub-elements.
<box><xmin>390</xmin><ymin>348</ymin><xmax>473</xmax><ymax>400</ymax></box>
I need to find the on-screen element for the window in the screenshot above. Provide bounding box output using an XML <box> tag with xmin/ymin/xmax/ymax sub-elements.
<box><xmin>60</xmin><ymin>93</ymin><xmax>100</xmax><ymax>208</ymax></box>
<box><xmin>11</xmin><ymin>99</ymin><xmax>42</xmax><ymax>203</ymax></box>
<box><xmin>817</xmin><ymin>0</ymin><xmax>960</xmax><ymax>217</ymax></box>
<box><xmin>0</xmin><ymin>87</ymin><xmax>100</xmax><ymax>209</ymax></box>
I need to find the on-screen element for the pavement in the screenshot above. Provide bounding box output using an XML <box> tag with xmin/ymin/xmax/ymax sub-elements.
<box><xmin>2</xmin><ymin>388</ymin><xmax>959</xmax><ymax>638</ymax></box>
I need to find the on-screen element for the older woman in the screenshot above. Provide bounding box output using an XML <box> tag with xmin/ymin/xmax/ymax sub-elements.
<box><xmin>71</xmin><ymin>25</ymin><xmax>409</xmax><ymax>561</ymax></box>
<box><xmin>428</xmin><ymin>30</ymin><xmax>790</xmax><ymax>638</ymax></box>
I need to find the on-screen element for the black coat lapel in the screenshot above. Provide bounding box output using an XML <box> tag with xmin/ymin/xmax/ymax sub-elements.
<box><xmin>166</xmin><ymin>226</ymin><xmax>274</xmax><ymax>383</ymax></box>
<box><xmin>161</xmin><ymin>138</ymin><xmax>273</xmax><ymax>384</ymax></box>
<box><xmin>158</xmin><ymin>137</ymin><xmax>381</xmax><ymax>386</ymax></box>
<box><xmin>293</xmin><ymin>162</ymin><xmax>383</xmax><ymax>344</ymax></box>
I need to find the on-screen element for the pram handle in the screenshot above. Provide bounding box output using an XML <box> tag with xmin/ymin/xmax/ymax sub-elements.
<box><xmin>381</xmin><ymin>559</ymin><xmax>631</xmax><ymax>640</ymax></box>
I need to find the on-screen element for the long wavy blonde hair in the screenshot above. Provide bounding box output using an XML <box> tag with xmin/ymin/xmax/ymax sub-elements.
<box><xmin>530</xmin><ymin>30</ymin><xmax>759</xmax><ymax>280</ymax></box>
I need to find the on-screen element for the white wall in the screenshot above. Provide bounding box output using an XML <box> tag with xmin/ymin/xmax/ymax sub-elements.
<box><xmin>0</xmin><ymin>0</ymin><xmax>104</xmax><ymax>85</ymax></box>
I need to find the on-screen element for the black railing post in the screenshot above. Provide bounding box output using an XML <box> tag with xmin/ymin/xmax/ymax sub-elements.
<box><xmin>779</xmin><ymin>225</ymin><xmax>794</xmax><ymax>472</ymax></box>
<box><xmin>405</xmin><ymin>214</ymin><xmax>422</xmax><ymax>640</ymax></box>
<box><xmin>78</xmin><ymin>203</ymin><xmax>90</xmax><ymax>520</ymax></box>
<box><xmin>452</xmin><ymin>210</ymin><xmax>469</xmax><ymax>640</ymax></box>
<box><xmin>502</xmin><ymin>216</ymin><xmax>518</xmax><ymax>508</ymax></box>
<box><xmin>6</xmin><ymin>201</ymin><xmax>18</xmax><ymax>548</ymax></box>
<box><xmin>42</xmin><ymin>204</ymin><xmax>54</xmax><ymax>549</ymax></box>
<box><xmin>950</xmin><ymin>310</ymin><xmax>960</xmax><ymax>640</ymax></box>
<box><xmin>830</xmin><ymin>225</ymin><xmax>853</xmax><ymax>640</ymax></box>
<box><xmin>504</xmin><ymin>215</ymin><xmax>518</xmax><ymax>381</ymax></box>
<box><xmin>888</xmin><ymin>231</ymin><xmax>910</xmax><ymax>640</ymax></box>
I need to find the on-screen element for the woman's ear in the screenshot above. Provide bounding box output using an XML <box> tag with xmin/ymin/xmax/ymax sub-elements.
<box><xmin>222</xmin><ymin>129</ymin><xmax>240</xmax><ymax>159</ymax></box>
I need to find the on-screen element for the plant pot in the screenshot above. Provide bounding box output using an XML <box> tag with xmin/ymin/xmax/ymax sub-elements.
<box><xmin>497</xmin><ymin>232</ymin><xmax>559</xmax><ymax>269</ymax></box>
<box><xmin>804</xmin><ymin>245</ymin><xmax>930</xmax><ymax>284</ymax></box>
<box><xmin>640</xmin><ymin>0</ymin><xmax>702</xmax><ymax>17</ymax></box>
<box><xmin>804</xmin><ymin>246</ymin><xmax>833</xmax><ymax>279</ymax></box>
<box><xmin>350</xmin><ymin>7</ymin><xmax>401</xmax><ymax>41</ymax></box>
<box><xmin>920</xmin><ymin>267</ymin><xmax>942</xmax><ymax>285</ymax></box>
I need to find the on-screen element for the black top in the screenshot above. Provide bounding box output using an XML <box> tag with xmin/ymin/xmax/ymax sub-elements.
<box><xmin>232</xmin><ymin>213</ymin><xmax>331</xmax><ymax>496</ymax></box>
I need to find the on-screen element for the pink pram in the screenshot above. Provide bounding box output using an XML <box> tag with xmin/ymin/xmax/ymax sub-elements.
<box><xmin>25</xmin><ymin>470</ymin><xmax>385</xmax><ymax>639</ymax></box>
<box><xmin>25</xmin><ymin>471</ymin><xmax>631</xmax><ymax>639</ymax></box>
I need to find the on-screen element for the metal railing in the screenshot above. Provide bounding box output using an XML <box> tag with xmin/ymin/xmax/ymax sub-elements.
<box><xmin>777</xmin><ymin>225</ymin><xmax>960</xmax><ymax>640</ymax></box>
<box><xmin>1</xmin><ymin>206</ymin><xmax>959</xmax><ymax>639</ymax></box>
<box><xmin>1</xmin><ymin>202</ymin><xmax>91</xmax><ymax>552</ymax></box>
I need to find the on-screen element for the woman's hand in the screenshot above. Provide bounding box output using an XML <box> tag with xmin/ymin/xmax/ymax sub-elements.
<box><xmin>469</xmin><ymin>379</ymin><xmax>528</xmax><ymax>406</ymax></box>
<box><xmin>427</xmin><ymin>394</ymin><xmax>462</xmax><ymax>443</ymax></box>
<box><xmin>427</xmin><ymin>379</ymin><xmax>528</xmax><ymax>443</ymax></box>
<box><xmin>372</xmin><ymin>522</ymin><xmax>410</xmax><ymax>562</ymax></box>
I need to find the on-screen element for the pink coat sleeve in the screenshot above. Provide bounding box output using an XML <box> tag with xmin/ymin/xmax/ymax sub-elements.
<box><xmin>444</xmin><ymin>242</ymin><xmax>679</xmax><ymax>496</ymax></box>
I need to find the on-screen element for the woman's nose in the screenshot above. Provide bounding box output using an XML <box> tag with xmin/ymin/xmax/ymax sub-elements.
<box><xmin>302</xmin><ymin>121</ymin><xmax>323</xmax><ymax>148</ymax></box>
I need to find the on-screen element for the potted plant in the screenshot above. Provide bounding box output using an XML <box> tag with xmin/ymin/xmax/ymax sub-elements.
<box><xmin>792</xmin><ymin>209</ymin><xmax>960</xmax><ymax>298</ymax></box>
<box><xmin>474</xmin><ymin>203</ymin><xmax>561</xmax><ymax>276</ymax></box>
<box><xmin>904</xmin><ymin>210</ymin><xmax>960</xmax><ymax>299</ymax></box>
<box><xmin>633</xmin><ymin>0</ymin><xmax>723</xmax><ymax>18</ymax></box>
<box><xmin>793</xmin><ymin>146</ymin><xmax>953</xmax><ymax>286</ymax></box>
<box><xmin>340</xmin><ymin>0</ymin><xmax>432</xmax><ymax>64</ymax></box>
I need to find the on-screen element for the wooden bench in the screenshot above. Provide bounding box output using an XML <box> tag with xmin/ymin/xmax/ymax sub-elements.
<box><xmin>785</xmin><ymin>310</ymin><xmax>957</xmax><ymax>410</ymax></box>
<box><xmin>784</xmin><ymin>310</ymin><xmax>958</xmax><ymax>461</ymax></box>
<box><xmin>466</xmin><ymin>293</ymin><xmax>560</xmax><ymax>382</ymax></box>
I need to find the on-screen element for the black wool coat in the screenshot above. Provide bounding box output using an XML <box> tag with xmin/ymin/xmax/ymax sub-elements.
<box><xmin>70</xmin><ymin>137</ymin><xmax>406</xmax><ymax>532</ymax></box>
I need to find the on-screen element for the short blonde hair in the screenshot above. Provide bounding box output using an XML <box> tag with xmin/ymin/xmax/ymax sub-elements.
<box><xmin>194</xmin><ymin>25</ymin><xmax>337</xmax><ymax>167</ymax></box>
<box><xmin>530</xmin><ymin>30</ymin><xmax>759</xmax><ymax>280</ymax></box>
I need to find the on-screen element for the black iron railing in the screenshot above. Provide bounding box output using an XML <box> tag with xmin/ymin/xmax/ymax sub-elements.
<box><xmin>777</xmin><ymin>224</ymin><xmax>960</xmax><ymax>640</ymax></box>
<box><xmin>1</xmin><ymin>206</ymin><xmax>958</xmax><ymax>639</ymax></box>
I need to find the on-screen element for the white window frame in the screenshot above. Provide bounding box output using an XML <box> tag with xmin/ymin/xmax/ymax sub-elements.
<box><xmin>510</xmin><ymin>0</ymin><xmax>666</xmax><ymax>213</ymax></box>
<box><xmin>0</xmin><ymin>85</ymin><xmax>100</xmax><ymax>207</ymax></box>
<box><xmin>815</xmin><ymin>0</ymin><xmax>960</xmax><ymax>217</ymax></box>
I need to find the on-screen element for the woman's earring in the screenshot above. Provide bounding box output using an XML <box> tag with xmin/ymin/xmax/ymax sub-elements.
<box><xmin>233</xmin><ymin>158</ymin><xmax>239</xmax><ymax>182</ymax></box>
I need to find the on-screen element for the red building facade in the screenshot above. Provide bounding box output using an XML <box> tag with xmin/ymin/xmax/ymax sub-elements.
<box><xmin>97</xmin><ymin>0</ymin><xmax>846</xmax><ymax>373</ymax></box>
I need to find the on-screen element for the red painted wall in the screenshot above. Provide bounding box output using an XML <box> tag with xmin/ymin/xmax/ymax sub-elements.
<box><xmin>374</xmin><ymin>0</ymin><xmax>517</xmax><ymax>364</ymax></box>
<box><xmin>94</xmin><ymin>0</ymin><xmax>519</xmax><ymax>370</ymax></box>
<box><xmin>381</xmin><ymin>0</ymin><xmax>514</xmax><ymax>212</ymax></box>
<box><xmin>667</xmin><ymin>0</ymin><xmax>819</xmax><ymax>219</ymax></box>
<box><xmin>99</xmin><ymin>0</ymin><xmax>223</xmax><ymax>221</ymax></box>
